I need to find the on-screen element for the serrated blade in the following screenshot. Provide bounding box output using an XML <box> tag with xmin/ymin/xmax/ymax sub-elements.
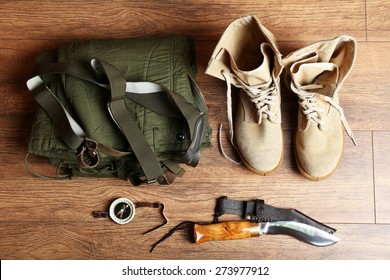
<box><xmin>259</xmin><ymin>221</ymin><xmax>339</xmax><ymax>246</ymax></box>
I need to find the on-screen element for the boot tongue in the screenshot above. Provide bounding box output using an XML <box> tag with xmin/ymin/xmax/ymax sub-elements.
<box><xmin>230</xmin><ymin>43</ymin><xmax>272</xmax><ymax>86</ymax></box>
<box><xmin>292</xmin><ymin>62</ymin><xmax>340</xmax><ymax>96</ymax></box>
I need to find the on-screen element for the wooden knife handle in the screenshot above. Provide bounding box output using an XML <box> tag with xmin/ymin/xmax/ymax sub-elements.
<box><xmin>194</xmin><ymin>221</ymin><xmax>260</xmax><ymax>245</ymax></box>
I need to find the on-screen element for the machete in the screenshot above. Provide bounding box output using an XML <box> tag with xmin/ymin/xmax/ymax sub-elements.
<box><xmin>194</xmin><ymin>221</ymin><xmax>339</xmax><ymax>246</ymax></box>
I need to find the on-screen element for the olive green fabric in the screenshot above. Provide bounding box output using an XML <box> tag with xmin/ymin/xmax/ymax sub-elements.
<box><xmin>27</xmin><ymin>36</ymin><xmax>212</xmax><ymax>182</ymax></box>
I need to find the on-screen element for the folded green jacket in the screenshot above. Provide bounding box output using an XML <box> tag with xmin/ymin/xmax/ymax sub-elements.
<box><xmin>27</xmin><ymin>36</ymin><xmax>212</xmax><ymax>184</ymax></box>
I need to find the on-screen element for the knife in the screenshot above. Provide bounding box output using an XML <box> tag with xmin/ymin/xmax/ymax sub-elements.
<box><xmin>194</xmin><ymin>221</ymin><xmax>339</xmax><ymax>246</ymax></box>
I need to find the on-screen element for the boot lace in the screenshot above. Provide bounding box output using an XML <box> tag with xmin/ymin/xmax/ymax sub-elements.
<box><xmin>222</xmin><ymin>71</ymin><xmax>278</xmax><ymax>125</ymax></box>
<box><xmin>291</xmin><ymin>82</ymin><xmax>357</xmax><ymax>146</ymax></box>
<box><xmin>218</xmin><ymin>70</ymin><xmax>279</xmax><ymax>164</ymax></box>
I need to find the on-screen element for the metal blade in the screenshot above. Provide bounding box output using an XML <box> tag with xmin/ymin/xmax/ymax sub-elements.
<box><xmin>259</xmin><ymin>221</ymin><xmax>339</xmax><ymax>247</ymax></box>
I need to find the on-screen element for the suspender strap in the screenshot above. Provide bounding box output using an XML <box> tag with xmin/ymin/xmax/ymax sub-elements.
<box><xmin>27</xmin><ymin>77</ymin><xmax>86</xmax><ymax>150</ymax></box>
<box><xmin>27</xmin><ymin>78</ymin><xmax>131</xmax><ymax>169</ymax></box>
<box><xmin>88</xmin><ymin>59</ymin><xmax>168</xmax><ymax>184</ymax></box>
<box><xmin>27</xmin><ymin>59</ymin><xmax>205</xmax><ymax>183</ymax></box>
<box><xmin>124</xmin><ymin>84</ymin><xmax>205</xmax><ymax>166</ymax></box>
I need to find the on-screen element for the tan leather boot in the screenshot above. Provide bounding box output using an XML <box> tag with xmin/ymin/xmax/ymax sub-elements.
<box><xmin>283</xmin><ymin>35</ymin><xmax>357</xmax><ymax>181</ymax></box>
<box><xmin>205</xmin><ymin>15</ymin><xmax>284</xmax><ymax>175</ymax></box>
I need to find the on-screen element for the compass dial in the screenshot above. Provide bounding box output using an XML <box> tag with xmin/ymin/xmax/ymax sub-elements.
<box><xmin>109</xmin><ymin>198</ymin><xmax>135</xmax><ymax>224</ymax></box>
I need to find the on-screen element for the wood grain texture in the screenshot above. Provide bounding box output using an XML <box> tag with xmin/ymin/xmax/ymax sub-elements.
<box><xmin>0</xmin><ymin>0</ymin><xmax>389</xmax><ymax>260</ymax></box>
<box><xmin>0</xmin><ymin>0</ymin><xmax>366</xmax><ymax>41</ymax></box>
<box><xmin>373</xmin><ymin>131</ymin><xmax>390</xmax><ymax>224</ymax></box>
<box><xmin>194</xmin><ymin>222</ymin><xmax>256</xmax><ymax>244</ymax></box>
<box><xmin>367</xmin><ymin>0</ymin><xmax>390</xmax><ymax>41</ymax></box>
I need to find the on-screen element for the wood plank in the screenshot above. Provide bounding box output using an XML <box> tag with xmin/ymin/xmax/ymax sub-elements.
<box><xmin>0</xmin><ymin>40</ymin><xmax>60</xmax><ymax>83</ymax></box>
<box><xmin>0</xmin><ymin>222</ymin><xmax>389</xmax><ymax>259</ymax></box>
<box><xmin>344</xmin><ymin>42</ymin><xmax>390</xmax><ymax>131</ymax></box>
<box><xmin>0</xmin><ymin>1</ymin><xmax>366</xmax><ymax>41</ymax></box>
<box><xmin>367</xmin><ymin>0</ymin><xmax>390</xmax><ymax>41</ymax></box>
<box><xmin>373</xmin><ymin>131</ymin><xmax>390</xmax><ymax>223</ymax></box>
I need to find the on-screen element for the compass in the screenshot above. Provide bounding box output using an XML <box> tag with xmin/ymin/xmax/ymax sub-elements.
<box><xmin>109</xmin><ymin>198</ymin><xmax>136</xmax><ymax>224</ymax></box>
<box><xmin>93</xmin><ymin>198</ymin><xmax>169</xmax><ymax>233</ymax></box>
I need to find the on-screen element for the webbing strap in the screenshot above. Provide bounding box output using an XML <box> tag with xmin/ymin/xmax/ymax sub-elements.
<box><xmin>124</xmin><ymin>81</ymin><xmax>205</xmax><ymax>166</ymax></box>
<box><xmin>93</xmin><ymin>60</ymin><xmax>167</xmax><ymax>183</ymax></box>
<box><xmin>27</xmin><ymin>77</ymin><xmax>86</xmax><ymax>150</ymax></box>
<box><xmin>27</xmin><ymin>76</ymin><xmax>132</xmax><ymax>169</ymax></box>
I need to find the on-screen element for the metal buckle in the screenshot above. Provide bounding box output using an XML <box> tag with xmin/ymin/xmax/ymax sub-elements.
<box><xmin>129</xmin><ymin>176</ymin><xmax>157</xmax><ymax>186</ymax></box>
<box><xmin>76</xmin><ymin>139</ymin><xmax>100</xmax><ymax>168</ymax></box>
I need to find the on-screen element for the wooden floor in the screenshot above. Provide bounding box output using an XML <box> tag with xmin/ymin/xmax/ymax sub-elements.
<box><xmin>1</xmin><ymin>0</ymin><xmax>390</xmax><ymax>260</ymax></box>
